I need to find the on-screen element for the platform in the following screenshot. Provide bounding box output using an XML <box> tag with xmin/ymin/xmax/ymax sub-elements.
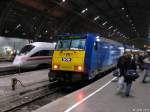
<box><xmin>35</xmin><ymin>70</ymin><xmax>150</xmax><ymax>112</ymax></box>
<box><xmin>0</xmin><ymin>62</ymin><xmax>13</xmax><ymax>67</ymax></box>
<box><xmin>0</xmin><ymin>62</ymin><xmax>16</xmax><ymax>72</ymax></box>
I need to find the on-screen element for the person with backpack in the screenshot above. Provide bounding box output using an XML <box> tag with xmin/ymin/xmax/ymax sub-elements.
<box><xmin>117</xmin><ymin>53</ymin><xmax>128</xmax><ymax>93</ymax></box>
<box><xmin>124</xmin><ymin>53</ymin><xmax>138</xmax><ymax>96</ymax></box>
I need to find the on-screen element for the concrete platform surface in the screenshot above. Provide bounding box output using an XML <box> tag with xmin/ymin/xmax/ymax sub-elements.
<box><xmin>35</xmin><ymin>71</ymin><xmax>150</xmax><ymax>112</ymax></box>
<box><xmin>0</xmin><ymin>62</ymin><xmax>13</xmax><ymax>67</ymax></box>
<box><xmin>0</xmin><ymin>69</ymin><xmax>49</xmax><ymax>99</ymax></box>
<box><xmin>0</xmin><ymin>62</ymin><xmax>16</xmax><ymax>72</ymax></box>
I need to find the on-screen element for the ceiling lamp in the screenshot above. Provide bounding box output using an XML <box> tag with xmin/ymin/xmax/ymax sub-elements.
<box><xmin>94</xmin><ymin>16</ymin><xmax>99</xmax><ymax>21</ymax></box>
<box><xmin>102</xmin><ymin>21</ymin><xmax>108</xmax><ymax>26</ymax></box>
<box><xmin>45</xmin><ymin>30</ymin><xmax>48</xmax><ymax>33</ymax></box>
<box><xmin>121</xmin><ymin>7</ymin><xmax>125</xmax><ymax>10</ymax></box>
<box><xmin>16</xmin><ymin>24</ymin><xmax>21</xmax><ymax>29</ymax></box>
<box><xmin>62</xmin><ymin>0</ymin><xmax>66</xmax><ymax>2</ymax></box>
<box><xmin>108</xmin><ymin>26</ymin><xmax>113</xmax><ymax>30</ymax></box>
<box><xmin>81</xmin><ymin>8</ymin><xmax>88</xmax><ymax>14</ymax></box>
<box><xmin>113</xmin><ymin>29</ymin><xmax>117</xmax><ymax>32</ymax></box>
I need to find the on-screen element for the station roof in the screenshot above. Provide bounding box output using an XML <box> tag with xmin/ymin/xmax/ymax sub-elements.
<box><xmin>0</xmin><ymin>0</ymin><xmax>150</xmax><ymax>48</ymax></box>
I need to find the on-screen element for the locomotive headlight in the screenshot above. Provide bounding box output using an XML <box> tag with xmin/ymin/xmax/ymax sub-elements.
<box><xmin>78</xmin><ymin>66</ymin><xmax>82</xmax><ymax>71</ymax></box>
<box><xmin>53</xmin><ymin>65</ymin><xmax>59</xmax><ymax>69</ymax></box>
<box><xmin>74</xmin><ymin>65</ymin><xmax>83</xmax><ymax>71</ymax></box>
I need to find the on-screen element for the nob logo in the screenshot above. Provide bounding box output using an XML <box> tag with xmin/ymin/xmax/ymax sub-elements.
<box><xmin>62</xmin><ymin>58</ymin><xmax>71</xmax><ymax>62</ymax></box>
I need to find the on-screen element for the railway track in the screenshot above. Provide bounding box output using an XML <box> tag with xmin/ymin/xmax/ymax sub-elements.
<box><xmin>2</xmin><ymin>82</ymin><xmax>88</xmax><ymax>112</ymax></box>
<box><xmin>0</xmin><ymin>81</ymin><xmax>60</xmax><ymax>112</ymax></box>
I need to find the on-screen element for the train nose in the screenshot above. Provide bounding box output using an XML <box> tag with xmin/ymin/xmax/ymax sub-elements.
<box><xmin>13</xmin><ymin>55</ymin><xmax>26</xmax><ymax>66</ymax></box>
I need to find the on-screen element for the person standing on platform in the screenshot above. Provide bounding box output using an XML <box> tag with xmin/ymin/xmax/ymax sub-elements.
<box><xmin>117</xmin><ymin>53</ymin><xmax>127</xmax><ymax>77</ymax></box>
<box><xmin>142</xmin><ymin>56</ymin><xmax>150</xmax><ymax>83</ymax></box>
<box><xmin>124</xmin><ymin>53</ymin><xmax>137</xmax><ymax>96</ymax></box>
<box><xmin>138</xmin><ymin>53</ymin><xmax>144</xmax><ymax>71</ymax></box>
<box><xmin>117</xmin><ymin>53</ymin><xmax>128</xmax><ymax>92</ymax></box>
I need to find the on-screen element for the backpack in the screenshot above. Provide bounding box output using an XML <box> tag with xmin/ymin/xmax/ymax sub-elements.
<box><xmin>125</xmin><ymin>69</ymin><xmax>139</xmax><ymax>81</ymax></box>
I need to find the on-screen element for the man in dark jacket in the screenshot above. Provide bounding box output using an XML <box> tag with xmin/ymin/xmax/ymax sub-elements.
<box><xmin>117</xmin><ymin>53</ymin><xmax>128</xmax><ymax>93</ymax></box>
<box><xmin>124</xmin><ymin>54</ymin><xmax>137</xmax><ymax>96</ymax></box>
<box><xmin>117</xmin><ymin>53</ymin><xmax>128</xmax><ymax>77</ymax></box>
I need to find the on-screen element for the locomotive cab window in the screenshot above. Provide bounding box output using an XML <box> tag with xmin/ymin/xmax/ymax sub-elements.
<box><xmin>70</xmin><ymin>39</ymin><xmax>85</xmax><ymax>50</ymax></box>
<box><xmin>56</xmin><ymin>40</ymin><xmax>71</xmax><ymax>50</ymax></box>
<box><xmin>56</xmin><ymin>38</ymin><xmax>86</xmax><ymax>50</ymax></box>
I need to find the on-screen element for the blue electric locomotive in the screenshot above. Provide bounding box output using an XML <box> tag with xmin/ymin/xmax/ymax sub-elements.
<box><xmin>49</xmin><ymin>33</ymin><xmax>124</xmax><ymax>82</ymax></box>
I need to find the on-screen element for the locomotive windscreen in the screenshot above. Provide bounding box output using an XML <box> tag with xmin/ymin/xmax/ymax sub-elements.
<box><xmin>56</xmin><ymin>39</ymin><xmax>86</xmax><ymax>50</ymax></box>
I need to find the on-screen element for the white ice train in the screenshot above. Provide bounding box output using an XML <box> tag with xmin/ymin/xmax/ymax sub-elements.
<box><xmin>13</xmin><ymin>42</ymin><xmax>55</xmax><ymax>68</ymax></box>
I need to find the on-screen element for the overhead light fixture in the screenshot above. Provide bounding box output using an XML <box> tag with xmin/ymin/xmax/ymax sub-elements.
<box><xmin>113</xmin><ymin>29</ymin><xmax>117</xmax><ymax>32</ymax></box>
<box><xmin>81</xmin><ymin>8</ymin><xmax>88</xmax><ymax>14</ymax></box>
<box><xmin>94</xmin><ymin>16</ymin><xmax>99</xmax><ymax>21</ymax></box>
<box><xmin>121</xmin><ymin>7</ymin><xmax>125</xmax><ymax>10</ymax></box>
<box><xmin>108</xmin><ymin>26</ymin><xmax>113</xmax><ymax>30</ymax></box>
<box><xmin>126</xmin><ymin>15</ymin><xmax>129</xmax><ymax>17</ymax></box>
<box><xmin>45</xmin><ymin>30</ymin><xmax>48</xmax><ymax>33</ymax></box>
<box><xmin>62</xmin><ymin>0</ymin><xmax>66</xmax><ymax>2</ymax></box>
<box><xmin>102</xmin><ymin>21</ymin><xmax>108</xmax><ymax>26</ymax></box>
<box><xmin>16</xmin><ymin>24</ymin><xmax>21</xmax><ymax>29</ymax></box>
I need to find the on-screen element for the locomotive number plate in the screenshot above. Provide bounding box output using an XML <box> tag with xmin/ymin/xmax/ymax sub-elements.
<box><xmin>62</xmin><ymin>58</ymin><xmax>71</xmax><ymax>62</ymax></box>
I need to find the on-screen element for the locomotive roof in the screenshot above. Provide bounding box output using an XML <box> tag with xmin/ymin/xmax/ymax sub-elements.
<box><xmin>56</xmin><ymin>33</ymin><xmax>123</xmax><ymax>46</ymax></box>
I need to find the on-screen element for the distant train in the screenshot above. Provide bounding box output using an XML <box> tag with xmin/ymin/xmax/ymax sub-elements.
<box><xmin>13</xmin><ymin>42</ymin><xmax>55</xmax><ymax>68</ymax></box>
<box><xmin>48</xmin><ymin>33</ymin><xmax>124</xmax><ymax>82</ymax></box>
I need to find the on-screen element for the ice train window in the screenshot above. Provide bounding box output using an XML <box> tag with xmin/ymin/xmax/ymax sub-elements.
<box><xmin>20</xmin><ymin>45</ymin><xmax>35</xmax><ymax>55</ymax></box>
<box><xmin>31</xmin><ymin>50</ymin><xmax>51</xmax><ymax>57</ymax></box>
